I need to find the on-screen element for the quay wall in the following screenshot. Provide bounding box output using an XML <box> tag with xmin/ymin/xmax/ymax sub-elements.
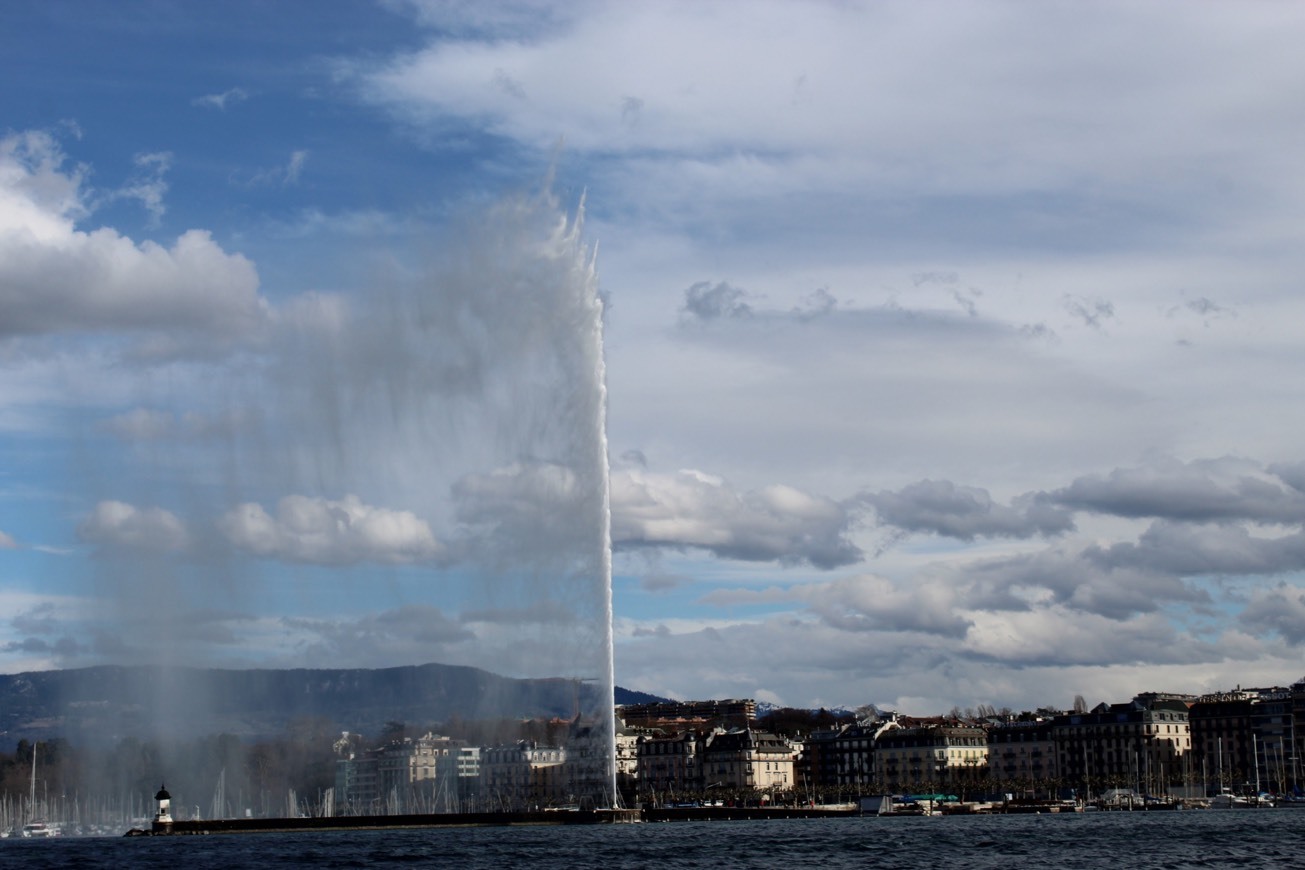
<box><xmin>134</xmin><ymin>806</ymin><xmax>851</xmax><ymax>836</ymax></box>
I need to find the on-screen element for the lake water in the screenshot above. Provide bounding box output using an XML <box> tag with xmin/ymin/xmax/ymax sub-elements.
<box><xmin>0</xmin><ymin>810</ymin><xmax>1298</xmax><ymax>869</ymax></box>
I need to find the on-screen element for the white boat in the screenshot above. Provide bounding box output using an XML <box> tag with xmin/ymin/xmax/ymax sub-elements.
<box><xmin>1210</xmin><ymin>789</ymin><xmax>1253</xmax><ymax>809</ymax></box>
<box><xmin>22</xmin><ymin>743</ymin><xmax>60</xmax><ymax>836</ymax></box>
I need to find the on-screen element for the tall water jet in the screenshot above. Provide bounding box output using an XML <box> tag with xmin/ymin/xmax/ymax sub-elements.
<box><xmin>68</xmin><ymin>181</ymin><xmax>617</xmax><ymax>810</ymax></box>
<box><xmin>592</xmin><ymin>232</ymin><xmax>619</xmax><ymax>809</ymax></box>
<box><xmin>266</xmin><ymin>184</ymin><xmax>619</xmax><ymax>807</ymax></box>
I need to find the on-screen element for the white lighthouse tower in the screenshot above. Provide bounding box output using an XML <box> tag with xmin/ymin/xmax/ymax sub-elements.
<box><xmin>152</xmin><ymin>784</ymin><xmax>174</xmax><ymax>833</ymax></box>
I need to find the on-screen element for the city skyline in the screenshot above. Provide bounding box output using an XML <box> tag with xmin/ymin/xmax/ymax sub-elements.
<box><xmin>3</xmin><ymin>1</ymin><xmax>1305</xmax><ymax>715</ymax></box>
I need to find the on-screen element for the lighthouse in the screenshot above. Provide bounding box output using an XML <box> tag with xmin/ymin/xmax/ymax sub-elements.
<box><xmin>152</xmin><ymin>784</ymin><xmax>174</xmax><ymax>833</ymax></box>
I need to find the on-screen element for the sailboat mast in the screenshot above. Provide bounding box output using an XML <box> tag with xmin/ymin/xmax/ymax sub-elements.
<box><xmin>1253</xmin><ymin>733</ymin><xmax>1260</xmax><ymax>795</ymax></box>
<box><xmin>29</xmin><ymin>743</ymin><xmax>37</xmax><ymax>820</ymax></box>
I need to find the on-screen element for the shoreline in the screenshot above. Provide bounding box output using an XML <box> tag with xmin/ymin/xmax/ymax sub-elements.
<box><xmin>127</xmin><ymin>806</ymin><xmax>856</xmax><ymax>835</ymax></box>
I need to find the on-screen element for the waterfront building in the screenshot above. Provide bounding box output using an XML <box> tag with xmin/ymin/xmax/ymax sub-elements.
<box><xmin>800</xmin><ymin>726</ymin><xmax>843</xmax><ymax>792</ymax></box>
<box><xmin>433</xmin><ymin>746</ymin><xmax>481</xmax><ymax>812</ymax></box>
<box><xmin>636</xmin><ymin>731</ymin><xmax>703</xmax><ymax>799</ymax></box>
<box><xmin>615</xmin><ymin>726</ymin><xmax>640</xmax><ymax>779</ymax></box>
<box><xmin>562</xmin><ymin>720</ymin><xmax>621</xmax><ymax>808</ymax></box>
<box><xmin>875</xmin><ymin>725</ymin><xmax>988</xmax><ymax>795</ymax></box>
<box><xmin>452</xmin><ymin>745</ymin><xmax>482</xmax><ymax>779</ymax></box>
<box><xmin>827</xmin><ymin>723</ymin><xmax>877</xmax><ymax>791</ymax></box>
<box><xmin>334</xmin><ymin>751</ymin><xmax>380</xmax><ymax>814</ymax></box>
<box><xmin>987</xmin><ymin>718</ymin><xmax>1058</xmax><ymax>794</ymax></box>
<box><xmin>375</xmin><ymin>733</ymin><xmax>465</xmax><ymax>813</ymax></box>
<box><xmin>1189</xmin><ymin>686</ymin><xmax>1295</xmax><ymax>795</ymax></box>
<box><xmin>325</xmin><ymin>681</ymin><xmax>1305</xmax><ymax>816</ymax></box>
<box><xmin>802</xmin><ymin>718</ymin><xmax>897</xmax><ymax>796</ymax></box>
<box><xmin>699</xmin><ymin>728</ymin><xmax>796</xmax><ymax>796</ymax></box>
<box><xmin>1053</xmin><ymin>696</ymin><xmax>1190</xmax><ymax>798</ymax></box>
<box><xmin>613</xmin><ymin>723</ymin><xmax>642</xmax><ymax>805</ymax></box>
<box><xmin>334</xmin><ymin>733</ymin><xmax>478</xmax><ymax>816</ymax></box>
<box><xmin>479</xmin><ymin>741</ymin><xmax>569</xmax><ymax>810</ymax></box>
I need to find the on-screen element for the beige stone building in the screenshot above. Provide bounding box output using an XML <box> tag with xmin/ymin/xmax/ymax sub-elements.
<box><xmin>479</xmin><ymin>741</ymin><xmax>569</xmax><ymax>810</ymax></box>
<box><xmin>876</xmin><ymin>725</ymin><xmax>988</xmax><ymax>794</ymax></box>
<box><xmin>701</xmin><ymin>728</ymin><xmax>796</xmax><ymax>795</ymax></box>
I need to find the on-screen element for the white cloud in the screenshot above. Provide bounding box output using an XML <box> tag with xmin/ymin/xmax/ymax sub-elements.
<box><xmin>8</xmin><ymin>2</ymin><xmax>1305</xmax><ymax>713</ymax></box>
<box><xmin>454</xmin><ymin>460</ymin><xmax>582</xmax><ymax>526</ymax></box>
<box><xmin>219</xmin><ymin>494</ymin><xmax>443</xmax><ymax>565</ymax></box>
<box><xmin>613</xmin><ymin>449</ymin><xmax>1305</xmax><ymax>705</ymax></box>
<box><xmin>614</xmin><ymin>601</ymin><xmax>1302</xmax><ymax>714</ymax></box>
<box><xmin>0</xmin><ymin>130</ymin><xmax>268</xmax><ymax>350</ymax></box>
<box><xmin>77</xmin><ymin>501</ymin><xmax>191</xmax><ymax>553</ymax></box>
<box><xmin>1240</xmin><ymin>584</ymin><xmax>1305</xmax><ymax>645</ymax></box>
<box><xmin>616</xmin><ymin>300</ymin><xmax>1167</xmax><ymax>499</ymax></box>
<box><xmin>1053</xmin><ymin>456</ymin><xmax>1305</xmax><ymax>524</ymax></box>
<box><xmin>360</xmin><ymin>1</ymin><xmax>1305</xmax><ymax>217</ymax></box>
<box><xmin>285</xmin><ymin>150</ymin><xmax>308</xmax><ymax>184</ymax></box>
<box><xmin>275</xmin><ymin>602</ymin><xmax>597</xmax><ymax>681</ymax></box>
<box><xmin>1096</xmin><ymin>521</ymin><xmax>1305</xmax><ymax>578</ymax></box>
<box><xmin>861</xmin><ymin>479</ymin><xmax>1075</xmax><ymax>540</ymax></box>
<box><xmin>233</xmin><ymin>149</ymin><xmax>310</xmax><ymax>187</ymax></box>
<box><xmin>0</xmin><ymin>130</ymin><xmax>88</xmax><ymax>237</ymax></box>
<box><xmin>101</xmin><ymin>407</ymin><xmax>174</xmax><ymax>440</ymax></box>
<box><xmin>0</xmin><ymin>593</ymin><xmax>102</xmax><ymax>671</ymax></box>
<box><xmin>962</xmin><ymin>606</ymin><xmax>1192</xmax><ymax>668</ymax></box>
<box><xmin>282</xmin><ymin>604</ymin><xmax>475</xmax><ymax>665</ymax></box>
<box><xmin>680</xmin><ymin>280</ymin><xmax>753</xmax><ymax>321</ymax></box>
<box><xmin>104</xmin><ymin>150</ymin><xmax>172</xmax><ymax>225</ymax></box>
<box><xmin>101</xmin><ymin>407</ymin><xmax>254</xmax><ymax>441</ymax></box>
<box><xmin>450</xmin><ymin>460</ymin><xmax>597</xmax><ymax>567</ymax></box>
<box><xmin>964</xmin><ymin>542</ymin><xmax>1207</xmax><ymax>621</ymax></box>
<box><xmin>261</xmin><ymin>207</ymin><xmax>409</xmax><ymax>240</ymax></box>
<box><xmin>611</xmin><ymin>467</ymin><xmax>861</xmax><ymax>568</ymax></box>
<box><xmin>191</xmin><ymin>87</ymin><xmax>249</xmax><ymax>110</ymax></box>
<box><xmin>804</xmin><ymin>573</ymin><xmax>971</xmax><ymax>638</ymax></box>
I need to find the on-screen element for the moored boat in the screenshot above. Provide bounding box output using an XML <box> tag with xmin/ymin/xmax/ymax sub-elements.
<box><xmin>21</xmin><ymin>821</ymin><xmax>58</xmax><ymax>837</ymax></box>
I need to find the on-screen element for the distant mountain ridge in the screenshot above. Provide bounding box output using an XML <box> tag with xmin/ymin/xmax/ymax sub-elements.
<box><xmin>0</xmin><ymin>664</ymin><xmax>667</xmax><ymax>745</ymax></box>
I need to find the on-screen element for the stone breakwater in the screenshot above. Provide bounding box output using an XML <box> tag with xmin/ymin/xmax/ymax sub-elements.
<box><xmin>126</xmin><ymin>806</ymin><xmax>853</xmax><ymax>835</ymax></box>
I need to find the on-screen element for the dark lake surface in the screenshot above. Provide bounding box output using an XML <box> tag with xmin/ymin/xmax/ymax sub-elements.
<box><xmin>1</xmin><ymin>810</ymin><xmax>1300</xmax><ymax>869</ymax></box>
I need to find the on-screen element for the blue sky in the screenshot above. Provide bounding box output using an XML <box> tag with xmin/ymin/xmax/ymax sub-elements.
<box><xmin>4</xmin><ymin>0</ymin><xmax>1305</xmax><ymax>715</ymax></box>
